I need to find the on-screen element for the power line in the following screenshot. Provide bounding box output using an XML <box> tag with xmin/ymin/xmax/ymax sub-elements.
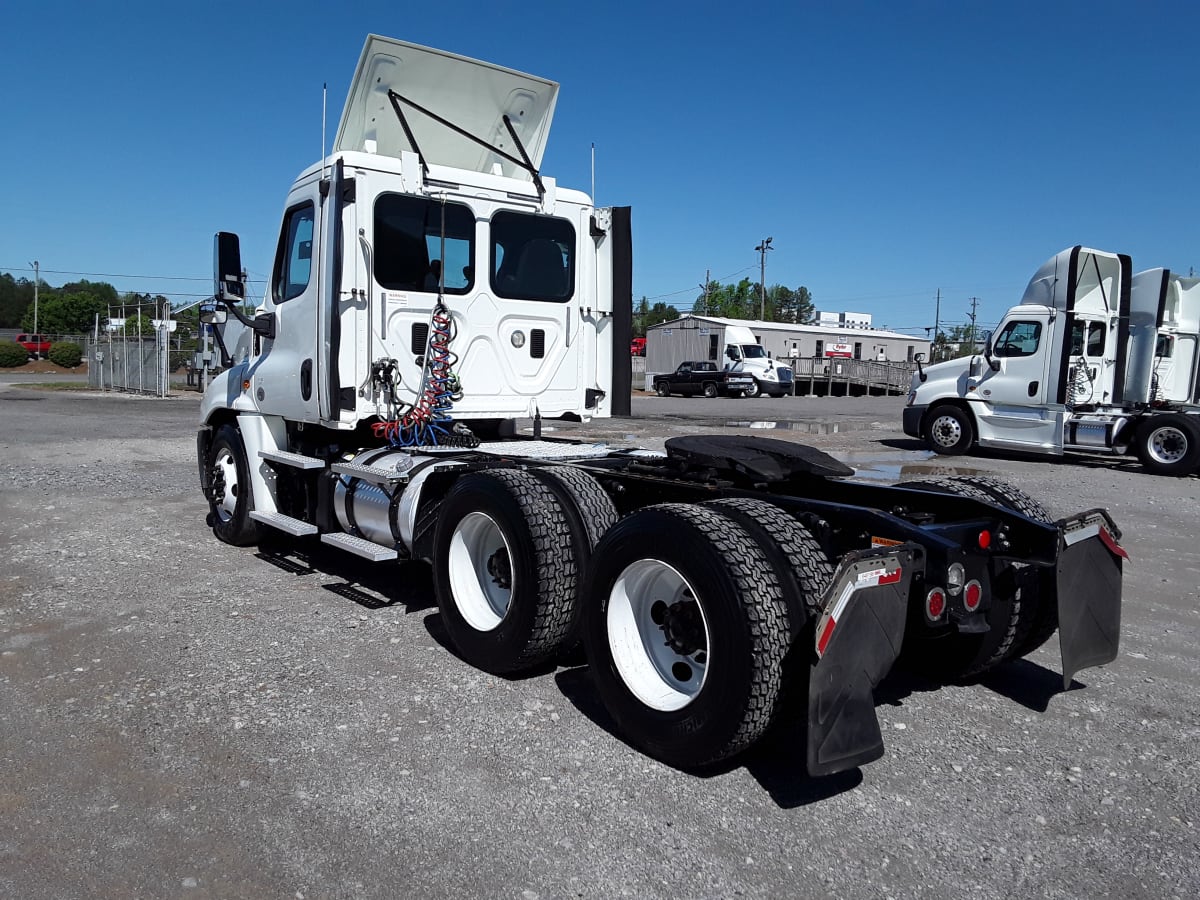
<box><xmin>1</xmin><ymin>265</ymin><xmax>212</xmax><ymax>282</ymax></box>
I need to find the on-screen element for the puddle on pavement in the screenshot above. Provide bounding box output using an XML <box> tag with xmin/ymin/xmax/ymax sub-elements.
<box><xmin>832</xmin><ymin>449</ymin><xmax>987</xmax><ymax>483</ymax></box>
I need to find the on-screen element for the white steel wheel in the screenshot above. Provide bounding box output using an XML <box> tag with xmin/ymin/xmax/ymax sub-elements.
<box><xmin>1146</xmin><ymin>425</ymin><xmax>1189</xmax><ymax>465</ymax></box>
<box><xmin>1135</xmin><ymin>414</ymin><xmax>1200</xmax><ymax>476</ymax></box>
<box><xmin>447</xmin><ymin>511</ymin><xmax>514</xmax><ymax>631</ymax></box>
<box><xmin>212</xmin><ymin>446</ymin><xmax>240</xmax><ymax>524</ymax></box>
<box><xmin>607</xmin><ymin>559</ymin><xmax>711</xmax><ymax>712</ymax></box>
<box><xmin>205</xmin><ymin>424</ymin><xmax>262</xmax><ymax>546</ymax></box>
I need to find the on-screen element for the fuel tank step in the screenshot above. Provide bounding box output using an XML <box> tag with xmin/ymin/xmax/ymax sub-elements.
<box><xmin>259</xmin><ymin>449</ymin><xmax>325</xmax><ymax>470</ymax></box>
<box><xmin>321</xmin><ymin>532</ymin><xmax>399</xmax><ymax>561</ymax></box>
<box><xmin>331</xmin><ymin>461</ymin><xmax>410</xmax><ymax>485</ymax></box>
<box><xmin>249</xmin><ymin>510</ymin><xmax>318</xmax><ymax>536</ymax></box>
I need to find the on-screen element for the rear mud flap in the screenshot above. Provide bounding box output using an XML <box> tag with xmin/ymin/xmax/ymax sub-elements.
<box><xmin>1057</xmin><ymin>510</ymin><xmax>1125</xmax><ymax>689</ymax></box>
<box><xmin>806</xmin><ymin>546</ymin><xmax>921</xmax><ymax>777</ymax></box>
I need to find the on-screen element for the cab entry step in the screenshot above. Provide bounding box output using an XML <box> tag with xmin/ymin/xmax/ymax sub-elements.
<box><xmin>249</xmin><ymin>510</ymin><xmax>318</xmax><ymax>536</ymax></box>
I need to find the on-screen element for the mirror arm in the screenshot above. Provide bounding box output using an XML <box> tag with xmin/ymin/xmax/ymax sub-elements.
<box><xmin>216</xmin><ymin>295</ymin><xmax>275</xmax><ymax>340</ymax></box>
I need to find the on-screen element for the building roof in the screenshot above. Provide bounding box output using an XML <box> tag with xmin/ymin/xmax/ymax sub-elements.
<box><xmin>647</xmin><ymin>314</ymin><xmax>928</xmax><ymax>344</ymax></box>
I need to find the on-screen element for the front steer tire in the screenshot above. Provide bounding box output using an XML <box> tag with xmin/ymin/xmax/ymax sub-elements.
<box><xmin>582</xmin><ymin>503</ymin><xmax>791</xmax><ymax>770</ymax></box>
<box><xmin>432</xmin><ymin>469</ymin><xmax>578</xmax><ymax>675</ymax></box>
<box><xmin>924</xmin><ymin>404</ymin><xmax>975</xmax><ymax>455</ymax></box>
<box><xmin>206</xmin><ymin>424</ymin><xmax>263</xmax><ymax>547</ymax></box>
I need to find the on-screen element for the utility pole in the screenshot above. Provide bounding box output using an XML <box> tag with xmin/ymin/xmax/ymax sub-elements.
<box><xmin>967</xmin><ymin>296</ymin><xmax>980</xmax><ymax>350</ymax></box>
<box><xmin>699</xmin><ymin>269</ymin><xmax>710</xmax><ymax>315</ymax></box>
<box><xmin>933</xmin><ymin>288</ymin><xmax>941</xmax><ymax>360</ymax></box>
<box><xmin>754</xmin><ymin>237</ymin><xmax>773</xmax><ymax>320</ymax></box>
<box><xmin>29</xmin><ymin>260</ymin><xmax>38</xmax><ymax>336</ymax></box>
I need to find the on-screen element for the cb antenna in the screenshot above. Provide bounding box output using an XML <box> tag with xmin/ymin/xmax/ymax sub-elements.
<box><xmin>591</xmin><ymin>142</ymin><xmax>596</xmax><ymax>204</ymax></box>
<box><xmin>321</xmin><ymin>82</ymin><xmax>328</xmax><ymax>178</ymax></box>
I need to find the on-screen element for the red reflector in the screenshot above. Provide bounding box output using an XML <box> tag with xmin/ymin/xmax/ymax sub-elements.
<box><xmin>977</xmin><ymin>530</ymin><xmax>992</xmax><ymax>550</ymax></box>
<box><xmin>816</xmin><ymin>617</ymin><xmax>836</xmax><ymax>656</ymax></box>
<box><xmin>964</xmin><ymin>580</ymin><xmax>983</xmax><ymax>611</ymax></box>
<box><xmin>1099</xmin><ymin>526</ymin><xmax>1129</xmax><ymax>561</ymax></box>
<box><xmin>926</xmin><ymin>588</ymin><xmax>946</xmax><ymax>619</ymax></box>
<box><xmin>878</xmin><ymin>568</ymin><xmax>903</xmax><ymax>586</ymax></box>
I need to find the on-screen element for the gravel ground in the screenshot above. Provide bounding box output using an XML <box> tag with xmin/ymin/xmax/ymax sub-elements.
<box><xmin>1</xmin><ymin>386</ymin><xmax>1197</xmax><ymax>899</ymax></box>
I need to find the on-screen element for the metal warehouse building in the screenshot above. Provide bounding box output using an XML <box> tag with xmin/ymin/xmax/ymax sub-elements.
<box><xmin>645</xmin><ymin>315</ymin><xmax>931</xmax><ymax>373</ymax></box>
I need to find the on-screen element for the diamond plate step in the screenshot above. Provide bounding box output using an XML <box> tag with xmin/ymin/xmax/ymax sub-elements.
<box><xmin>331</xmin><ymin>461</ymin><xmax>410</xmax><ymax>485</ymax></box>
<box><xmin>259</xmin><ymin>449</ymin><xmax>325</xmax><ymax>470</ymax></box>
<box><xmin>248</xmin><ymin>510</ymin><xmax>318</xmax><ymax>536</ymax></box>
<box><xmin>321</xmin><ymin>532</ymin><xmax>398</xmax><ymax>561</ymax></box>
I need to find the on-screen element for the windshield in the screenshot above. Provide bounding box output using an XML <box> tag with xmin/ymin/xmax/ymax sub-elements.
<box><xmin>741</xmin><ymin>344</ymin><xmax>767</xmax><ymax>359</ymax></box>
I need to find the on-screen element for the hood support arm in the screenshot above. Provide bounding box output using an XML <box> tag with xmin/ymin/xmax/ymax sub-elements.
<box><xmin>387</xmin><ymin>90</ymin><xmax>544</xmax><ymax>198</ymax></box>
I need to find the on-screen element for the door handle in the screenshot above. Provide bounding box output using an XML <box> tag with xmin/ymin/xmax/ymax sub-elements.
<box><xmin>1027</xmin><ymin>380</ymin><xmax>1039</xmax><ymax>397</ymax></box>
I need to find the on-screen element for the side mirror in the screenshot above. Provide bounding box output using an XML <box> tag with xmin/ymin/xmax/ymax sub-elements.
<box><xmin>914</xmin><ymin>352</ymin><xmax>925</xmax><ymax>363</ymax></box>
<box><xmin>982</xmin><ymin>329</ymin><xmax>1000</xmax><ymax>371</ymax></box>
<box><xmin>213</xmin><ymin>232</ymin><xmax>245</xmax><ymax>303</ymax></box>
<box><xmin>298</xmin><ymin>239</ymin><xmax>312</xmax><ymax>261</ymax></box>
<box><xmin>199</xmin><ymin>304</ymin><xmax>227</xmax><ymax>325</ymax></box>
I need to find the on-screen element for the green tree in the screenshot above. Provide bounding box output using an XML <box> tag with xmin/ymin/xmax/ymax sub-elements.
<box><xmin>646</xmin><ymin>302</ymin><xmax>679</xmax><ymax>328</ymax></box>
<box><xmin>770</xmin><ymin>285</ymin><xmax>815</xmax><ymax>324</ymax></box>
<box><xmin>60</xmin><ymin>279</ymin><xmax>119</xmax><ymax>306</ymax></box>
<box><xmin>20</xmin><ymin>291</ymin><xmax>109</xmax><ymax>335</ymax></box>
<box><xmin>0</xmin><ymin>274</ymin><xmax>38</xmax><ymax>328</ymax></box>
<box><xmin>693</xmin><ymin>279</ymin><xmax>814</xmax><ymax>323</ymax></box>
<box><xmin>633</xmin><ymin>296</ymin><xmax>650</xmax><ymax>337</ymax></box>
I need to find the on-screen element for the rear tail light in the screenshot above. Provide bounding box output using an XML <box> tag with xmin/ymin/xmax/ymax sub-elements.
<box><xmin>977</xmin><ymin>530</ymin><xmax>992</xmax><ymax>550</ymax></box>
<box><xmin>964</xmin><ymin>580</ymin><xmax>983</xmax><ymax>612</ymax></box>
<box><xmin>925</xmin><ymin>588</ymin><xmax>947</xmax><ymax>620</ymax></box>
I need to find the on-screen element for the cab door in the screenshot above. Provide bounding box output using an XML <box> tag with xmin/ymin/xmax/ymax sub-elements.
<box><xmin>974</xmin><ymin>311</ymin><xmax>1058</xmax><ymax>445</ymax></box>
<box><xmin>251</xmin><ymin>181</ymin><xmax>322</xmax><ymax>422</ymax></box>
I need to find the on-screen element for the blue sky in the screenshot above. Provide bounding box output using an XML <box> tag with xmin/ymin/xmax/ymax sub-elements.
<box><xmin>1</xmin><ymin>1</ymin><xmax>1196</xmax><ymax>337</ymax></box>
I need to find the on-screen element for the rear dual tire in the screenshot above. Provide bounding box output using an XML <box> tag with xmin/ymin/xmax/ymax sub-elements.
<box><xmin>583</xmin><ymin>501</ymin><xmax>826</xmax><ymax>769</ymax></box>
<box><xmin>432</xmin><ymin>467</ymin><xmax>616</xmax><ymax>675</ymax></box>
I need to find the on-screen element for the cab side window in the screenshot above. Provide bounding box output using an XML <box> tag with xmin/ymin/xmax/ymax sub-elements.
<box><xmin>993</xmin><ymin>321</ymin><xmax>1042</xmax><ymax>357</ymax></box>
<box><xmin>272</xmin><ymin>202</ymin><xmax>315</xmax><ymax>303</ymax></box>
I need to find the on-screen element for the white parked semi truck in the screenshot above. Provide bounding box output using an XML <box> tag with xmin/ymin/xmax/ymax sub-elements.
<box><xmin>721</xmin><ymin>324</ymin><xmax>794</xmax><ymax>397</ymax></box>
<box><xmin>198</xmin><ymin>37</ymin><xmax>1125</xmax><ymax>775</ymax></box>
<box><xmin>906</xmin><ymin>246</ymin><xmax>1200</xmax><ymax>476</ymax></box>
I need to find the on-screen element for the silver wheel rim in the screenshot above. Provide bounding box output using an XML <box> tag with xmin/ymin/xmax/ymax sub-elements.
<box><xmin>930</xmin><ymin>414</ymin><xmax>963</xmax><ymax>448</ymax></box>
<box><xmin>745</xmin><ymin>381</ymin><xmax>759</xmax><ymax>397</ymax></box>
<box><xmin>213</xmin><ymin>446</ymin><xmax>240</xmax><ymax>523</ymax></box>
<box><xmin>607</xmin><ymin>560</ymin><xmax>711</xmax><ymax>712</ymax></box>
<box><xmin>448</xmin><ymin>512</ymin><xmax>513</xmax><ymax>631</ymax></box>
<box><xmin>1148</xmin><ymin>426</ymin><xmax>1189</xmax><ymax>464</ymax></box>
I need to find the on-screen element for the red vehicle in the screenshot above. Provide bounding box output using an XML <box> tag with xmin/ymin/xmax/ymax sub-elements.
<box><xmin>630</xmin><ymin>336</ymin><xmax>646</xmax><ymax>356</ymax></box>
<box><xmin>15</xmin><ymin>334</ymin><xmax>51</xmax><ymax>358</ymax></box>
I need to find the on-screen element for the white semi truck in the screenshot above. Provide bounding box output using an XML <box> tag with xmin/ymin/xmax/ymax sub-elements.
<box><xmin>721</xmin><ymin>324</ymin><xmax>794</xmax><ymax>397</ymax></box>
<box><xmin>198</xmin><ymin>37</ymin><xmax>1125</xmax><ymax>775</ymax></box>
<box><xmin>906</xmin><ymin>246</ymin><xmax>1200</xmax><ymax>476</ymax></box>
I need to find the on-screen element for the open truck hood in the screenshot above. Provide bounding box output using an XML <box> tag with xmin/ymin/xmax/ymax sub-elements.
<box><xmin>334</xmin><ymin>35</ymin><xmax>559</xmax><ymax>181</ymax></box>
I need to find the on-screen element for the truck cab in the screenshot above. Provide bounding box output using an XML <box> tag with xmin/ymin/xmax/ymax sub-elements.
<box><xmin>722</xmin><ymin>324</ymin><xmax>793</xmax><ymax>397</ymax></box>
<box><xmin>905</xmin><ymin>246</ymin><xmax>1130</xmax><ymax>454</ymax></box>
<box><xmin>201</xmin><ymin>36</ymin><xmax>630</xmax><ymax>442</ymax></box>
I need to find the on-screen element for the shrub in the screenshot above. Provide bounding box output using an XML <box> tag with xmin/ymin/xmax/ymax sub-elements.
<box><xmin>48</xmin><ymin>342</ymin><xmax>83</xmax><ymax>368</ymax></box>
<box><xmin>0</xmin><ymin>340</ymin><xmax>29</xmax><ymax>367</ymax></box>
